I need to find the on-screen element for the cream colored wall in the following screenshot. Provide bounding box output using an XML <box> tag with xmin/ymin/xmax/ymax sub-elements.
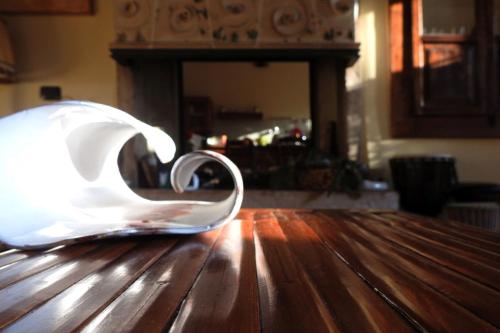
<box><xmin>356</xmin><ymin>0</ymin><xmax>500</xmax><ymax>183</ymax></box>
<box><xmin>0</xmin><ymin>0</ymin><xmax>116</xmax><ymax>117</ymax></box>
<box><xmin>183</xmin><ymin>62</ymin><xmax>310</xmax><ymax>120</ymax></box>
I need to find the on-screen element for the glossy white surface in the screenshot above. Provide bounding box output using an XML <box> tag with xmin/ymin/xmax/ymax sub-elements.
<box><xmin>0</xmin><ymin>101</ymin><xmax>243</xmax><ymax>249</ymax></box>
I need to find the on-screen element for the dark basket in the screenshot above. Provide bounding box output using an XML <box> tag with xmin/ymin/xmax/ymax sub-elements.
<box><xmin>390</xmin><ymin>155</ymin><xmax>458</xmax><ymax>216</ymax></box>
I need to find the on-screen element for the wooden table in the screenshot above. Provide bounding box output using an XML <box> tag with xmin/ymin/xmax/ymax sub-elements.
<box><xmin>0</xmin><ymin>209</ymin><xmax>499</xmax><ymax>332</ymax></box>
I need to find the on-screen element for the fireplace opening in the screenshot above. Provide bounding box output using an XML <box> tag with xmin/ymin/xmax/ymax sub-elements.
<box><xmin>112</xmin><ymin>48</ymin><xmax>353</xmax><ymax>191</ymax></box>
<box><xmin>181</xmin><ymin>61</ymin><xmax>318</xmax><ymax>190</ymax></box>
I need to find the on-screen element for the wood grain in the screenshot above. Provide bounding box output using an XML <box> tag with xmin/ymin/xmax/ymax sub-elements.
<box><xmin>0</xmin><ymin>243</ymin><xmax>98</xmax><ymax>290</ymax></box>
<box><xmin>169</xmin><ymin>216</ymin><xmax>259</xmax><ymax>333</ymax></box>
<box><xmin>387</xmin><ymin>211</ymin><xmax>500</xmax><ymax>245</ymax></box>
<box><xmin>0</xmin><ymin>209</ymin><xmax>498</xmax><ymax>332</ymax></box>
<box><xmin>274</xmin><ymin>210</ymin><xmax>414</xmax><ymax>333</ymax></box>
<box><xmin>309</xmin><ymin>211</ymin><xmax>498</xmax><ymax>332</ymax></box>
<box><xmin>362</xmin><ymin>212</ymin><xmax>500</xmax><ymax>266</ymax></box>
<box><xmin>330</xmin><ymin>211</ymin><xmax>500</xmax><ymax>328</ymax></box>
<box><xmin>0</xmin><ymin>249</ymin><xmax>34</xmax><ymax>269</ymax></box>
<box><xmin>336</xmin><ymin>211</ymin><xmax>500</xmax><ymax>291</ymax></box>
<box><xmin>2</xmin><ymin>239</ymin><xmax>175</xmax><ymax>333</ymax></box>
<box><xmin>80</xmin><ymin>231</ymin><xmax>221</xmax><ymax>333</ymax></box>
<box><xmin>0</xmin><ymin>241</ymin><xmax>137</xmax><ymax>329</ymax></box>
<box><xmin>254</xmin><ymin>211</ymin><xmax>340</xmax><ymax>333</ymax></box>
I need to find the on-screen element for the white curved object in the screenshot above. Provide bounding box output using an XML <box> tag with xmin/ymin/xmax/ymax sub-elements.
<box><xmin>0</xmin><ymin>101</ymin><xmax>243</xmax><ymax>249</ymax></box>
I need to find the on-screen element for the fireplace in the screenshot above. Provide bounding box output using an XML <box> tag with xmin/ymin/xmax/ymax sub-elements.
<box><xmin>112</xmin><ymin>47</ymin><xmax>358</xmax><ymax>187</ymax></box>
<box><xmin>110</xmin><ymin>0</ymin><xmax>359</xmax><ymax>188</ymax></box>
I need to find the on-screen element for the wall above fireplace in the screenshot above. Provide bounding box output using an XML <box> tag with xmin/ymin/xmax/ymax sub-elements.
<box><xmin>112</xmin><ymin>0</ymin><xmax>357</xmax><ymax>48</ymax></box>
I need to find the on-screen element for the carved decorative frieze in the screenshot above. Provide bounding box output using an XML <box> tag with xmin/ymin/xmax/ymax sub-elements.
<box><xmin>113</xmin><ymin>0</ymin><xmax>356</xmax><ymax>47</ymax></box>
<box><xmin>155</xmin><ymin>0</ymin><xmax>211</xmax><ymax>42</ymax></box>
<box><xmin>114</xmin><ymin>0</ymin><xmax>155</xmax><ymax>42</ymax></box>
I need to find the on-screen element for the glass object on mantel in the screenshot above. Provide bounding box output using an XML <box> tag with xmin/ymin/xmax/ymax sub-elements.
<box><xmin>0</xmin><ymin>101</ymin><xmax>243</xmax><ymax>249</ymax></box>
<box><xmin>422</xmin><ymin>0</ymin><xmax>475</xmax><ymax>36</ymax></box>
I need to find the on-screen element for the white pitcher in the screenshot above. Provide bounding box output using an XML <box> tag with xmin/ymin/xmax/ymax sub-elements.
<box><xmin>0</xmin><ymin>101</ymin><xmax>243</xmax><ymax>249</ymax></box>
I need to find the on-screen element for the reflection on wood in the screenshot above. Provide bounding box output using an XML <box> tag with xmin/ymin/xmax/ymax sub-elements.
<box><xmin>0</xmin><ymin>209</ymin><xmax>499</xmax><ymax>332</ymax></box>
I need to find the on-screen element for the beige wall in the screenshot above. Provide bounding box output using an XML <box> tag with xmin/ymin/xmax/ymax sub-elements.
<box><xmin>183</xmin><ymin>62</ymin><xmax>310</xmax><ymax>120</ymax></box>
<box><xmin>0</xmin><ymin>0</ymin><xmax>116</xmax><ymax>117</ymax></box>
<box><xmin>356</xmin><ymin>0</ymin><xmax>500</xmax><ymax>183</ymax></box>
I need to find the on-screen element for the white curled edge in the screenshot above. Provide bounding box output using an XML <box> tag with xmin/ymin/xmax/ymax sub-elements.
<box><xmin>0</xmin><ymin>101</ymin><xmax>244</xmax><ymax>249</ymax></box>
<box><xmin>169</xmin><ymin>150</ymin><xmax>244</xmax><ymax>232</ymax></box>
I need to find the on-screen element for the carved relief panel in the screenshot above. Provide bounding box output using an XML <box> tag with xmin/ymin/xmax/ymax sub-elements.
<box><xmin>114</xmin><ymin>0</ymin><xmax>155</xmax><ymax>42</ymax></box>
<box><xmin>315</xmin><ymin>0</ymin><xmax>355</xmax><ymax>43</ymax></box>
<box><xmin>112</xmin><ymin>0</ymin><xmax>357</xmax><ymax>46</ymax></box>
<box><xmin>259</xmin><ymin>0</ymin><xmax>321</xmax><ymax>43</ymax></box>
<box><xmin>209</xmin><ymin>0</ymin><xmax>261</xmax><ymax>45</ymax></box>
<box><xmin>154</xmin><ymin>0</ymin><xmax>212</xmax><ymax>43</ymax></box>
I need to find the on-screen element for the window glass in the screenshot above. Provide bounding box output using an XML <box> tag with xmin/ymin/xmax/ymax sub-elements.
<box><xmin>422</xmin><ymin>0</ymin><xmax>475</xmax><ymax>35</ymax></box>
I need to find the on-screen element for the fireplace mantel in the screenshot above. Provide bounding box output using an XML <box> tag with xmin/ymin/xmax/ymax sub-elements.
<box><xmin>110</xmin><ymin>43</ymin><xmax>360</xmax><ymax>65</ymax></box>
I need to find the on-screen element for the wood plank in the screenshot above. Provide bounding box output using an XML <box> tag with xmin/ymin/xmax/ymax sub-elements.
<box><xmin>380</xmin><ymin>212</ymin><xmax>500</xmax><ymax>253</ymax></box>
<box><xmin>324</xmin><ymin>211</ymin><xmax>500</xmax><ymax>328</ymax></box>
<box><xmin>274</xmin><ymin>210</ymin><xmax>414</xmax><ymax>333</ymax></box>
<box><xmin>254</xmin><ymin>211</ymin><xmax>340</xmax><ymax>333</ymax></box>
<box><xmin>0</xmin><ymin>241</ymin><xmax>137</xmax><ymax>329</ymax></box>
<box><xmin>0</xmin><ymin>250</ymin><xmax>33</xmax><ymax>269</ymax></box>
<box><xmin>377</xmin><ymin>212</ymin><xmax>500</xmax><ymax>259</ymax></box>
<box><xmin>333</xmin><ymin>211</ymin><xmax>500</xmax><ymax>290</ymax></box>
<box><xmin>304</xmin><ymin>211</ymin><xmax>498</xmax><ymax>332</ymax></box>
<box><xmin>169</xmin><ymin>219</ymin><xmax>260</xmax><ymax>333</ymax></box>
<box><xmin>357</xmin><ymin>212</ymin><xmax>500</xmax><ymax>266</ymax></box>
<box><xmin>392</xmin><ymin>211</ymin><xmax>500</xmax><ymax>243</ymax></box>
<box><xmin>0</xmin><ymin>209</ymin><xmax>498</xmax><ymax>332</ymax></box>
<box><xmin>79</xmin><ymin>230</ymin><xmax>221</xmax><ymax>333</ymax></box>
<box><xmin>1</xmin><ymin>239</ymin><xmax>176</xmax><ymax>333</ymax></box>
<box><xmin>0</xmin><ymin>243</ymin><xmax>99</xmax><ymax>290</ymax></box>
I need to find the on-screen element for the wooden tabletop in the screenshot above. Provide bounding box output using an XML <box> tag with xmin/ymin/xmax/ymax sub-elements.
<box><xmin>0</xmin><ymin>209</ymin><xmax>499</xmax><ymax>332</ymax></box>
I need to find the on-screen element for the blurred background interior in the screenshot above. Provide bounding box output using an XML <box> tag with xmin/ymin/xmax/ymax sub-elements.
<box><xmin>2</xmin><ymin>0</ymin><xmax>500</xmax><ymax>231</ymax></box>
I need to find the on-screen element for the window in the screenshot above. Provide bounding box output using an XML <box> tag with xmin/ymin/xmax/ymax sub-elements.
<box><xmin>390</xmin><ymin>0</ymin><xmax>499</xmax><ymax>137</ymax></box>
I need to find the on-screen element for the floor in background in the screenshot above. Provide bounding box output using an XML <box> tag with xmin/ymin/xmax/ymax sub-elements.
<box><xmin>136</xmin><ymin>189</ymin><xmax>399</xmax><ymax>210</ymax></box>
